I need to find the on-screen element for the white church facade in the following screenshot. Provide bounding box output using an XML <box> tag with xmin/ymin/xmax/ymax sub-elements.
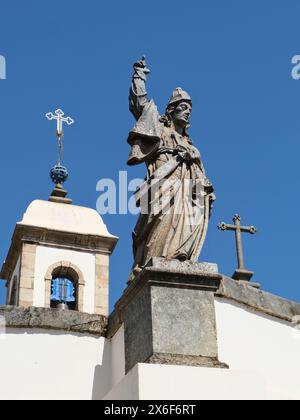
<box><xmin>0</xmin><ymin>195</ymin><xmax>300</xmax><ymax>400</ymax></box>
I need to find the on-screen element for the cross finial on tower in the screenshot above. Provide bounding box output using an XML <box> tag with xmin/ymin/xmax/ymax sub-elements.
<box><xmin>46</xmin><ymin>109</ymin><xmax>74</xmax><ymax>165</ymax></box>
<box><xmin>45</xmin><ymin>108</ymin><xmax>74</xmax><ymax>205</ymax></box>
<box><xmin>218</xmin><ymin>214</ymin><xmax>259</xmax><ymax>287</ymax></box>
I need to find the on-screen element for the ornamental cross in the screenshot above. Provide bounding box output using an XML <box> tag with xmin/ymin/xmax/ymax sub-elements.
<box><xmin>46</xmin><ymin>109</ymin><xmax>74</xmax><ymax>164</ymax></box>
<box><xmin>218</xmin><ymin>214</ymin><xmax>257</xmax><ymax>282</ymax></box>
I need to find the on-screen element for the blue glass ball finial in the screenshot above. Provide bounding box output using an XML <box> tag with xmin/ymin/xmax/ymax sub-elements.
<box><xmin>50</xmin><ymin>164</ymin><xmax>69</xmax><ymax>186</ymax></box>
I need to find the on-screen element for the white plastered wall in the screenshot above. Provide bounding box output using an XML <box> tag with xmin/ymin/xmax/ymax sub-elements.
<box><xmin>104</xmin><ymin>300</ymin><xmax>300</xmax><ymax>400</ymax></box>
<box><xmin>215</xmin><ymin>298</ymin><xmax>300</xmax><ymax>400</ymax></box>
<box><xmin>33</xmin><ymin>246</ymin><xmax>96</xmax><ymax>313</ymax></box>
<box><xmin>0</xmin><ymin>329</ymin><xmax>110</xmax><ymax>400</ymax></box>
<box><xmin>111</xmin><ymin>325</ymin><xmax>125</xmax><ymax>387</ymax></box>
<box><xmin>104</xmin><ymin>363</ymin><xmax>268</xmax><ymax>400</ymax></box>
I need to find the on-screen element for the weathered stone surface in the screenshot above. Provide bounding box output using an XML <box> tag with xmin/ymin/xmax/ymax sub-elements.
<box><xmin>123</xmin><ymin>285</ymin><xmax>153</xmax><ymax>374</ymax></box>
<box><xmin>113</xmin><ymin>259</ymin><xmax>225</xmax><ymax>373</ymax></box>
<box><xmin>106</xmin><ymin>309</ymin><xmax>121</xmax><ymax>339</ymax></box>
<box><xmin>146</xmin><ymin>353</ymin><xmax>228</xmax><ymax>369</ymax></box>
<box><xmin>0</xmin><ymin>306</ymin><xmax>107</xmax><ymax>336</ymax></box>
<box><xmin>216</xmin><ymin>276</ymin><xmax>300</xmax><ymax>322</ymax></box>
<box><xmin>95</xmin><ymin>254</ymin><xmax>109</xmax><ymax>316</ymax></box>
<box><xmin>145</xmin><ymin>257</ymin><xmax>218</xmax><ymax>275</ymax></box>
<box><xmin>151</xmin><ymin>286</ymin><xmax>218</xmax><ymax>357</ymax></box>
<box><xmin>0</xmin><ymin>224</ymin><xmax>118</xmax><ymax>281</ymax></box>
<box><xmin>122</xmin><ymin>258</ymin><xmax>222</xmax><ymax>302</ymax></box>
<box><xmin>292</xmin><ymin>315</ymin><xmax>300</xmax><ymax>326</ymax></box>
<box><xmin>128</xmin><ymin>57</ymin><xmax>215</xmax><ymax>274</ymax></box>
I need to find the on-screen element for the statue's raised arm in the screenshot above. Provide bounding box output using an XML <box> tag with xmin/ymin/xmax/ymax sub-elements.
<box><xmin>129</xmin><ymin>56</ymin><xmax>151</xmax><ymax>120</ymax></box>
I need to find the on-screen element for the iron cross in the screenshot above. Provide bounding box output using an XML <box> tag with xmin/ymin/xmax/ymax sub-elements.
<box><xmin>46</xmin><ymin>109</ymin><xmax>74</xmax><ymax>164</ymax></box>
<box><xmin>218</xmin><ymin>214</ymin><xmax>257</xmax><ymax>282</ymax></box>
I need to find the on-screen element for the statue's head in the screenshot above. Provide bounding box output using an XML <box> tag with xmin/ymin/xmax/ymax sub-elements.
<box><xmin>161</xmin><ymin>88</ymin><xmax>192</xmax><ymax>134</ymax></box>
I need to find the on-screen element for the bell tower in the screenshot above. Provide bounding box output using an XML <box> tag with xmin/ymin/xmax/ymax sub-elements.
<box><xmin>1</xmin><ymin>199</ymin><xmax>117</xmax><ymax>315</ymax></box>
<box><xmin>1</xmin><ymin>108</ymin><xmax>117</xmax><ymax>316</ymax></box>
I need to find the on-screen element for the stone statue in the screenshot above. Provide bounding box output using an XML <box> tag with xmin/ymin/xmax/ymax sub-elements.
<box><xmin>127</xmin><ymin>57</ymin><xmax>215</xmax><ymax>278</ymax></box>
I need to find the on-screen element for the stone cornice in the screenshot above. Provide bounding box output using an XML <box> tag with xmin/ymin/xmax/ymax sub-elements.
<box><xmin>1</xmin><ymin>223</ymin><xmax>118</xmax><ymax>280</ymax></box>
<box><xmin>107</xmin><ymin>262</ymin><xmax>300</xmax><ymax>339</ymax></box>
<box><xmin>216</xmin><ymin>276</ymin><xmax>300</xmax><ymax>322</ymax></box>
<box><xmin>115</xmin><ymin>260</ymin><xmax>222</xmax><ymax>314</ymax></box>
<box><xmin>0</xmin><ymin>306</ymin><xmax>107</xmax><ymax>336</ymax></box>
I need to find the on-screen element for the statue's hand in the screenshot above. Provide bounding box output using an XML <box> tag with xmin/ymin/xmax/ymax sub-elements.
<box><xmin>133</xmin><ymin>55</ymin><xmax>150</xmax><ymax>75</ymax></box>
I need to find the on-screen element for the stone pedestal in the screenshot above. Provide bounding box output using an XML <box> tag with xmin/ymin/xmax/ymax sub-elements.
<box><xmin>115</xmin><ymin>258</ymin><xmax>228</xmax><ymax>373</ymax></box>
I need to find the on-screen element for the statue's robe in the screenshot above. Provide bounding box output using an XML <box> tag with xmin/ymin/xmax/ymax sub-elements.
<box><xmin>127</xmin><ymin>100</ymin><xmax>212</xmax><ymax>271</ymax></box>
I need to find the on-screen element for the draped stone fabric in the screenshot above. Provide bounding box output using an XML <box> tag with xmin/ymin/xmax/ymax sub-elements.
<box><xmin>127</xmin><ymin>103</ymin><xmax>212</xmax><ymax>273</ymax></box>
<box><xmin>127</xmin><ymin>100</ymin><xmax>162</xmax><ymax>166</ymax></box>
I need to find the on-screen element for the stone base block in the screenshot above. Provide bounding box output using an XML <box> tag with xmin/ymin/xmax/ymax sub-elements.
<box><xmin>146</xmin><ymin>353</ymin><xmax>228</xmax><ymax>369</ymax></box>
<box><xmin>115</xmin><ymin>258</ymin><xmax>226</xmax><ymax>373</ymax></box>
<box><xmin>232</xmin><ymin>268</ymin><xmax>254</xmax><ymax>282</ymax></box>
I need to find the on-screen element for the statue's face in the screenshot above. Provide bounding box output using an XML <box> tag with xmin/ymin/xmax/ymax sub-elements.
<box><xmin>172</xmin><ymin>101</ymin><xmax>192</xmax><ymax>128</ymax></box>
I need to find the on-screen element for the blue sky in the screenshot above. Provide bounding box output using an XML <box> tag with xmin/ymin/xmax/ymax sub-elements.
<box><xmin>0</xmin><ymin>0</ymin><xmax>299</xmax><ymax>309</ymax></box>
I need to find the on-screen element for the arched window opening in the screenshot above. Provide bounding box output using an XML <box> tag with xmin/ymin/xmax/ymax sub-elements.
<box><xmin>50</xmin><ymin>266</ymin><xmax>79</xmax><ymax>311</ymax></box>
<box><xmin>46</xmin><ymin>263</ymin><xmax>84</xmax><ymax>312</ymax></box>
<box><xmin>50</xmin><ymin>275</ymin><xmax>77</xmax><ymax>311</ymax></box>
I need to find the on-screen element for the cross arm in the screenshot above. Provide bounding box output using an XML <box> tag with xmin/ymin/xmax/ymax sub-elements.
<box><xmin>218</xmin><ymin>222</ymin><xmax>257</xmax><ymax>234</ymax></box>
<box><xmin>45</xmin><ymin>112</ymin><xmax>55</xmax><ymax>120</ymax></box>
<box><xmin>240</xmin><ymin>226</ymin><xmax>257</xmax><ymax>234</ymax></box>
<box><xmin>63</xmin><ymin>117</ymin><xmax>74</xmax><ymax>125</ymax></box>
<box><xmin>218</xmin><ymin>222</ymin><xmax>236</xmax><ymax>231</ymax></box>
